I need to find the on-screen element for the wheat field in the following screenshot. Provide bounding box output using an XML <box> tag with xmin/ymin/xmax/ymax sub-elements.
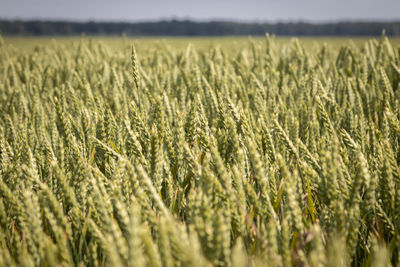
<box><xmin>0</xmin><ymin>34</ymin><xmax>400</xmax><ymax>266</ymax></box>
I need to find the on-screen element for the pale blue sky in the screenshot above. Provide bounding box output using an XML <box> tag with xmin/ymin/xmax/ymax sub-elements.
<box><xmin>1</xmin><ymin>0</ymin><xmax>399</xmax><ymax>22</ymax></box>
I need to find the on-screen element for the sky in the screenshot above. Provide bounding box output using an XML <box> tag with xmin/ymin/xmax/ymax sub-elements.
<box><xmin>1</xmin><ymin>0</ymin><xmax>399</xmax><ymax>23</ymax></box>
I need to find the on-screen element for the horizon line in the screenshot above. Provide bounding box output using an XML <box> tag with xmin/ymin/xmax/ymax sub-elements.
<box><xmin>1</xmin><ymin>17</ymin><xmax>400</xmax><ymax>25</ymax></box>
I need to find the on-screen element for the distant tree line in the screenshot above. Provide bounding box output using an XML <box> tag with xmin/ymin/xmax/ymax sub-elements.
<box><xmin>1</xmin><ymin>20</ymin><xmax>399</xmax><ymax>36</ymax></box>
